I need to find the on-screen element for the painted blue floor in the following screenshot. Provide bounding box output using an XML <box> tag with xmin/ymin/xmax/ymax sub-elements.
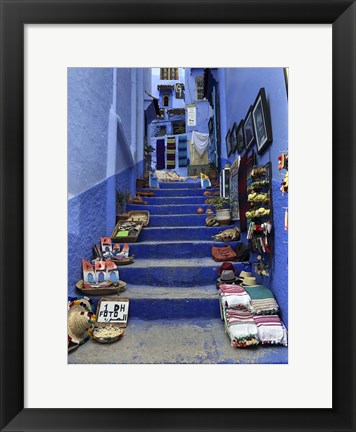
<box><xmin>71</xmin><ymin>180</ymin><xmax>287</xmax><ymax>364</ymax></box>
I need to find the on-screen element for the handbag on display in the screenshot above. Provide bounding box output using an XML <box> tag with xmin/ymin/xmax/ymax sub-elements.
<box><xmin>211</xmin><ymin>245</ymin><xmax>237</xmax><ymax>262</ymax></box>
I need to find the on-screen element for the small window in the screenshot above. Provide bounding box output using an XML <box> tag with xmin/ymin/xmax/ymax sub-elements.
<box><xmin>158</xmin><ymin>125</ymin><xmax>167</xmax><ymax>136</ymax></box>
<box><xmin>195</xmin><ymin>76</ymin><xmax>205</xmax><ymax>101</ymax></box>
<box><xmin>160</xmin><ymin>68</ymin><xmax>179</xmax><ymax>80</ymax></box>
<box><xmin>163</xmin><ymin>95</ymin><xmax>170</xmax><ymax>107</ymax></box>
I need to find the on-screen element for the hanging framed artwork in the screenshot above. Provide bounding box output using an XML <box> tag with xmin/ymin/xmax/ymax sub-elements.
<box><xmin>236</xmin><ymin>120</ymin><xmax>245</xmax><ymax>153</ymax></box>
<box><xmin>252</xmin><ymin>87</ymin><xmax>273</xmax><ymax>154</ymax></box>
<box><xmin>243</xmin><ymin>105</ymin><xmax>256</xmax><ymax>151</ymax></box>
<box><xmin>225</xmin><ymin>128</ymin><xmax>232</xmax><ymax>157</ymax></box>
<box><xmin>230</xmin><ymin>122</ymin><xmax>238</xmax><ymax>153</ymax></box>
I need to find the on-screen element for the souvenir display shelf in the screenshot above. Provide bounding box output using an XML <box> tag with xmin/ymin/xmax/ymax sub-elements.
<box><xmin>229</xmin><ymin>156</ymin><xmax>240</xmax><ymax>221</ymax></box>
<box><xmin>246</xmin><ymin>161</ymin><xmax>274</xmax><ymax>270</ymax></box>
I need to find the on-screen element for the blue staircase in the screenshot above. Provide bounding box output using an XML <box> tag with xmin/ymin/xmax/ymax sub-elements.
<box><xmin>121</xmin><ymin>181</ymin><xmax>251</xmax><ymax>320</ymax></box>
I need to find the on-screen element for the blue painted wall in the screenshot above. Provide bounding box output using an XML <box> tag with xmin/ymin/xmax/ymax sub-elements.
<box><xmin>221</xmin><ymin>68</ymin><xmax>288</xmax><ymax>327</ymax></box>
<box><xmin>185</xmin><ymin>68</ymin><xmax>211</xmax><ymax>136</ymax></box>
<box><xmin>68</xmin><ymin>68</ymin><xmax>147</xmax><ymax>296</ymax></box>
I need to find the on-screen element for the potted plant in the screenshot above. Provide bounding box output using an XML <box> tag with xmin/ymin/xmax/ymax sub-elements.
<box><xmin>206</xmin><ymin>197</ymin><xmax>231</xmax><ymax>225</ymax></box>
<box><xmin>116</xmin><ymin>190</ymin><xmax>131</xmax><ymax>217</ymax></box>
<box><xmin>208</xmin><ymin>162</ymin><xmax>218</xmax><ymax>181</ymax></box>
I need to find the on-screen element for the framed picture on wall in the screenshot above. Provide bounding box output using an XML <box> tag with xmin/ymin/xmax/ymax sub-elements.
<box><xmin>236</xmin><ymin>120</ymin><xmax>245</xmax><ymax>153</ymax></box>
<box><xmin>225</xmin><ymin>129</ymin><xmax>232</xmax><ymax>157</ymax></box>
<box><xmin>230</xmin><ymin>122</ymin><xmax>238</xmax><ymax>153</ymax></box>
<box><xmin>243</xmin><ymin>106</ymin><xmax>256</xmax><ymax>151</ymax></box>
<box><xmin>252</xmin><ymin>87</ymin><xmax>273</xmax><ymax>154</ymax></box>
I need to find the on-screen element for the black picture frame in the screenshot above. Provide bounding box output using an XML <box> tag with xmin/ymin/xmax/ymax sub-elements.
<box><xmin>236</xmin><ymin>119</ymin><xmax>245</xmax><ymax>153</ymax></box>
<box><xmin>252</xmin><ymin>87</ymin><xmax>273</xmax><ymax>154</ymax></box>
<box><xmin>225</xmin><ymin>128</ymin><xmax>232</xmax><ymax>157</ymax></box>
<box><xmin>243</xmin><ymin>105</ymin><xmax>256</xmax><ymax>151</ymax></box>
<box><xmin>231</xmin><ymin>122</ymin><xmax>238</xmax><ymax>153</ymax></box>
<box><xmin>1</xmin><ymin>1</ymin><xmax>355</xmax><ymax>432</ymax></box>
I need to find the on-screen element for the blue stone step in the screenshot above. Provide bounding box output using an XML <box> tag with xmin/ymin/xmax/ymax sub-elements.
<box><xmin>144</xmin><ymin>196</ymin><xmax>209</xmax><ymax>205</ymax></box>
<box><xmin>87</xmin><ymin>286</ymin><xmax>220</xmax><ymax>319</ymax></box>
<box><xmin>149</xmin><ymin>214</ymin><xmax>209</xmax><ymax>227</ymax></box>
<box><xmin>127</xmin><ymin>203</ymin><xmax>211</xmax><ymax>215</ymax></box>
<box><xmin>159</xmin><ymin>181</ymin><xmax>200</xmax><ymax>189</ymax></box>
<box><xmin>139</xmin><ymin>225</ymin><xmax>237</xmax><ymax>242</ymax></box>
<box><xmin>126</xmin><ymin>285</ymin><xmax>219</xmax><ymax>319</ymax></box>
<box><xmin>118</xmin><ymin>258</ymin><xmax>251</xmax><ymax>287</ymax></box>
<box><xmin>137</xmin><ymin>188</ymin><xmax>219</xmax><ymax>197</ymax></box>
<box><xmin>129</xmin><ymin>240</ymin><xmax>240</xmax><ymax>259</ymax></box>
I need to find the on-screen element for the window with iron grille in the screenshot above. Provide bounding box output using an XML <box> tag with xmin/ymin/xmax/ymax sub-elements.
<box><xmin>195</xmin><ymin>76</ymin><xmax>205</xmax><ymax>101</ymax></box>
<box><xmin>160</xmin><ymin>68</ymin><xmax>179</xmax><ymax>80</ymax></box>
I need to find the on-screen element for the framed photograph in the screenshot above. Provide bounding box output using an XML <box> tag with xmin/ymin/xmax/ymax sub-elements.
<box><xmin>1</xmin><ymin>1</ymin><xmax>355</xmax><ymax>432</ymax></box>
<box><xmin>225</xmin><ymin>128</ymin><xmax>232</xmax><ymax>157</ymax></box>
<box><xmin>252</xmin><ymin>87</ymin><xmax>273</xmax><ymax>154</ymax></box>
<box><xmin>236</xmin><ymin>120</ymin><xmax>245</xmax><ymax>153</ymax></box>
<box><xmin>230</xmin><ymin>122</ymin><xmax>238</xmax><ymax>153</ymax></box>
<box><xmin>243</xmin><ymin>105</ymin><xmax>256</xmax><ymax>150</ymax></box>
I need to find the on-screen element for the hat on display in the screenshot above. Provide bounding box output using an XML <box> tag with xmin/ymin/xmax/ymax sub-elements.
<box><xmin>217</xmin><ymin>262</ymin><xmax>237</xmax><ymax>277</ymax></box>
<box><xmin>242</xmin><ymin>276</ymin><xmax>258</xmax><ymax>286</ymax></box>
<box><xmin>239</xmin><ymin>271</ymin><xmax>252</xmax><ymax>279</ymax></box>
<box><xmin>68</xmin><ymin>298</ymin><xmax>96</xmax><ymax>346</ymax></box>
<box><xmin>217</xmin><ymin>270</ymin><xmax>239</xmax><ymax>285</ymax></box>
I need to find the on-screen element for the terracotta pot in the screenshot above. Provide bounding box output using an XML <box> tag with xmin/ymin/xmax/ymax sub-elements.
<box><xmin>197</xmin><ymin>207</ymin><xmax>204</xmax><ymax>214</ymax></box>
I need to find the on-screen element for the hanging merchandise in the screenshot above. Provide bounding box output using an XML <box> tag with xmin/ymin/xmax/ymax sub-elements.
<box><xmin>238</xmin><ymin>151</ymin><xmax>256</xmax><ymax>232</ymax></box>
<box><xmin>166</xmin><ymin>136</ymin><xmax>176</xmax><ymax>169</ymax></box>
<box><xmin>156</xmin><ymin>138</ymin><xmax>165</xmax><ymax>170</ymax></box>
<box><xmin>246</xmin><ymin>162</ymin><xmax>273</xmax><ymax>271</ymax></box>
<box><xmin>278</xmin><ymin>152</ymin><xmax>288</xmax><ymax>171</ymax></box>
<box><xmin>191</xmin><ymin>130</ymin><xmax>210</xmax><ymax>156</ymax></box>
<box><xmin>280</xmin><ymin>171</ymin><xmax>289</xmax><ymax>194</ymax></box>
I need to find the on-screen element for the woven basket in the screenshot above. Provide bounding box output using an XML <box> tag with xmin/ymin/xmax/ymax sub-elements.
<box><xmin>111</xmin><ymin>221</ymin><xmax>143</xmax><ymax>243</ymax></box>
<box><xmin>92</xmin><ymin>326</ymin><xmax>124</xmax><ymax>344</ymax></box>
<box><xmin>126</xmin><ymin>211</ymin><xmax>150</xmax><ymax>226</ymax></box>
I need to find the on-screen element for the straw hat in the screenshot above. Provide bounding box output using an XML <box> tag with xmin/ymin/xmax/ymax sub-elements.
<box><xmin>68</xmin><ymin>298</ymin><xmax>95</xmax><ymax>345</ymax></box>
<box><xmin>242</xmin><ymin>276</ymin><xmax>257</xmax><ymax>286</ymax></box>
<box><xmin>239</xmin><ymin>271</ymin><xmax>252</xmax><ymax>279</ymax></box>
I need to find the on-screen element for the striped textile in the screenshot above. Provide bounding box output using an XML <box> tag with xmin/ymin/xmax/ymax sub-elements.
<box><xmin>178</xmin><ymin>135</ymin><xmax>188</xmax><ymax>167</ymax></box>
<box><xmin>244</xmin><ymin>285</ymin><xmax>280</xmax><ymax>315</ymax></box>
<box><xmin>219</xmin><ymin>284</ymin><xmax>252</xmax><ymax>310</ymax></box>
<box><xmin>223</xmin><ymin>308</ymin><xmax>259</xmax><ymax>347</ymax></box>
<box><xmin>253</xmin><ymin>315</ymin><xmax>288</xmax><ymax>346</ymax></box>
<box><xmin>166</xmin><ymin>137</ymin><xmax>176</xmax><ymax>169</ymax></box>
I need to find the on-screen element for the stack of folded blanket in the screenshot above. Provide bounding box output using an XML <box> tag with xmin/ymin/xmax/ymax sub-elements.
<box><xmin>244</xmin><ymin>285</ymin><xmax>280</xmax><ymax>315</ymax></box>
<box><xmin>253</xmin><ymin>315</ymin><xmax>288</xmax><ymax>346</ymax></box>
<box><xmin>223</xmin><ymin>307</ymin><xmax>259</xmax><ymax>348</ymax></box>
<box><xmin>218</xmin><ymin>283</ymin><xmax>287</xmax><ymax>348</ymax></box>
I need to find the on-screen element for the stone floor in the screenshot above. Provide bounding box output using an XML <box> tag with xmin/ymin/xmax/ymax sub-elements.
<box><xmin>68</xmin><ymin>318</ymin><xmax>288</xmax><ymax>364</ymax></box>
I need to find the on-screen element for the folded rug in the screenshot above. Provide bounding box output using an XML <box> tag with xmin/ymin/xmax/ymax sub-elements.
<box><xmin>219</xmin><ymin>284</ymin><xmax>251</xmax><ymax>310</ymax></box>
<box><xmin>223</xmin><ymin>308</ymin><xmax>259</xmax><ymax>348</ymax></box>
<box><xmin>166</xmin><ymin>136</ymin><xmax>176</xmax><ymax>169</ymax></box>
<box><xmin>253</xmin><ymin>315</ymin><xmax>288</xmax><ymax>346</ymax></box>
<box><xmin>243</xmin><ymin>285</ymin><xmax>280</xmax><ymax>315</ymax></box>
<box><xmin>156</xmin><ymin>139</ymin><xmax>165</xmax><ymax>170</ymax></box>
